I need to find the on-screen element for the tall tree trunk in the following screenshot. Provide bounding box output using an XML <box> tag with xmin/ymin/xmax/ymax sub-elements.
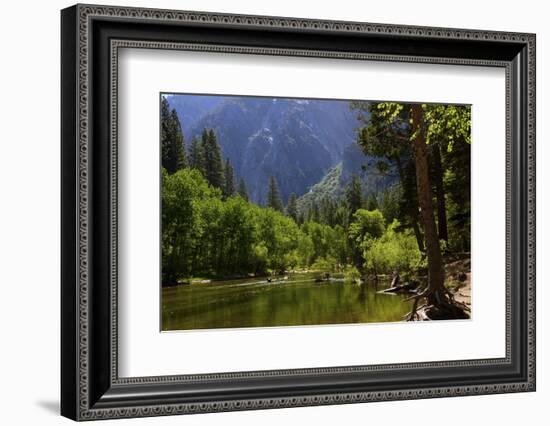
<box><xmin>411</xmin><ymin>105</ymin><xmax>445</xmax><ymax>302</ymax></box>
<box><xmin>395</xmin><ymin>156</ymin><xmax>425</xmax><ymax>253</ymax></box>
<box><xmin>431</xmin><ymin>143</ymin><xmax>448</xmax><ymax>242</ymax></box>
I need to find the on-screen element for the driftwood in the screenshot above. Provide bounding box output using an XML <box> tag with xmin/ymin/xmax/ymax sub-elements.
<box><xmin>379</xmin><ymin>273</ymin><xmax>419</xmax><ymax>294</ymax></box>
<box><xmin>380</xmin><ymin>281</ymin><xmax>418</xmax><ymax>294</ymax></box>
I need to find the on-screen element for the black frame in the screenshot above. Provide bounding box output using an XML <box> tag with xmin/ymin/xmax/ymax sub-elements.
<box><xmin>61</xmin><ymin>4</ymin><xmax>536</xmax><ymax>421</ymax></box>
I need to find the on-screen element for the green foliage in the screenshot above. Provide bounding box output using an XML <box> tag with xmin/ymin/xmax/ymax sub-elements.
<box><xmin>267</xmin><ymin>176</ymin><xmax>284</xmax><ymax>212</ymax></box>
<box><xmin>286</xmin><ymin>192</ymin><xmax>298</xmax><ymax>222</ymax></box>
<box><xmin>162</xmin><ymin>167</ymin><xmax>344</xmax><ymax>282</ymax></box>
<box><xmin>348</xmin><ymin>209</ymin><xmax>385</xmax><ymax>248</ymax></box>
<box><xmin>310</xmin><ymin>256</ymin><xmax>339</xmax><ymax>273</ymax></box>
<box><xmin>161</xmin><ymin>102</ymin><xmax>470</xmax><ymax>287</ymax></box>
<box><xmin>201</xmin><ymin>129</ymin><xmax>225</xmax><ymax>189</ymax></box>
<box><xmin>188</xmin><ymin>136</ymin><xmax>204</xmax><ymax>172</ymax></box>
<box><xmin>296</xmin><ymin>163</ymin><xmax>342</xmax><ymax>217</ymax></box>
<box><xmin>424</xmin><ymin>105</ymin><xmax>471</xmax><ymax>151</ymax></box>
<box><xmin>161</xmin><ymin>97</ymin><xmax>187</xmax><ymax>174</ymax></box>
<box><xmin>346</xmin><ymin>174</ymin><xmax>363</xmax><ymax>217</ymax></box>
<box><xmin>238</xmin><ymin>177</ymin><xmax>249</xmax><ymax>201</ymax></box>
<box><xmin>365</xmin><ymin>192</ymin><xmax>379</xmax><ymax>211</ymax></box>
<box><xmin>254</xmin><ymin>206</ymin><xmax>304</xmax><ymax>272</ymax></box>
<box><xmin>343</xmin><ymin>265</ymin><xmax>361</xmax><ymax>282</ymax></box>
<box><xmin>351</xmin><ymin>101</ymin><xmax>410</xmax><ymax>161</ymax></box>
<box><xmin>378</xmin><ymin>185</ymin><xmax>402</xmax><ymax>224</ymax></box>
<box><xmin>363</xmin><ymin>220</ymin><xmax>423</xmax><ymax>274</ymax></box>
<box><xmin>351</xmin><ymin>101</ymin><xmax>471</xmax><ymax>255</ymax></box>
<box><xmin>223</xmin><ymin>158</ymin><xmax>236</xmax><ymax>198</ymax></box>
<box><xmin>161</xmin><ymin>167</ymin><xmax>219</xmax><ymax>282</ymax></box>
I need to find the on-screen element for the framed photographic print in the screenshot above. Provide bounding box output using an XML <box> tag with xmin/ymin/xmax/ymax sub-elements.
<box><xmin>61</xmin><ymin>4</ymin><xmax>536</xmax><ymax>421</ymax></box>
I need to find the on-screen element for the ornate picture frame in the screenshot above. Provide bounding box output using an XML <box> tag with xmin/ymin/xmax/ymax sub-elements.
<box><xmin>61</xmin><ymin>4</ymin><xmax>535</xmax><ymax>421</ymax></box>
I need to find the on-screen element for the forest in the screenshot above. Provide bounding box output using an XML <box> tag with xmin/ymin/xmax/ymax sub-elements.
<box><xmin>161</xmin><ymin>96</ymin><xmax>471</xmax><ymax>322</ymax></box>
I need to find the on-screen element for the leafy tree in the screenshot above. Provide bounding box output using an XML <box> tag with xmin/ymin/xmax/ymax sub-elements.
<box><xmin>161</xmin><ymin>97</ymin><xmax>187</xmax><ymax>174</ymax></box>
<box><xmin>348</xmin><ymin>209</ymin><xmax>385</xmax><ymax>251</ymax></box>
<box><xmin>332</xmin><ymin>224</ymin><xmax>350</xmax><ymax>266</ymax></box>
<box><xmin>360</xmin><ymin>102</ymin><xmax>471</xmax><ymax>319</ymax></box>
<box><xmin>217</xmin><ymin>196</ymin><xmax>256</xmax><ymax>273</ymax></box>
<box><xmin>223</xmin><ymin>158</ymin><xmax>236</xmax><ymax>199</ymax></box>
<box><xmin>255</xmin><ymin>206</ymin><xmax>302</xmax><ymax>272</ymax></box>
<box><xmin>162</xmin><ymin>168</ymin><xmax>219</xmax><ymax>283</ymax></box>
<box><xmin>302</xmin><ymin>221</ymin><xmax>337</xmax><ymax>265</ymax></box>
<box><xmin>364</xmin><ymin>220</ymin><xmax>423</xmax><ymax>275</ymax></box>
<box><xmin>238</xmin><ymin>177</ymin><xmax>249</xmax><ymax>201</ymax></box>
<box><xmin>427</xmin><ymin>105</ymin><xmax>471</xmax><ymax>250</ymax></box>
<box><xmin>286</xmin><ymin>192</ymin><xmax>298</xmax><ymax>222</ymax></box>
<box><xmin>267</xmin><ymin>176</ymin><xmax>284</xmax><ymax>212</ymax></box>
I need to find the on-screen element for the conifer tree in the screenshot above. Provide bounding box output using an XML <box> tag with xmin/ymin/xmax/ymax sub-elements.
<box><xmin>201</xmin><ymin>128</ymin><xmax>224</xmax><ymax>189</ymax></box>
<box><xmin>160</xmin><ymin>97</ymin><xmax>187</xmax><ymax>174</ymax></box>
<box><xmin>267</xmin><ymin>176</ymin><xmax>284</xmax><ymax>212</ymax></box>
<box><xmin>188</xmin><ymin>136</ymin><xmax>204</xmax><ymax>173</ymax></box>
<box><xmin>346</xmin><ymin>174</ymin><xmax>363</xmax><ymax>217</ymax></box>
<box><xmin>312</xmin><ymin>203</ymin><xmax>320</xmax><ymax>223</ymax></box>
<box><xmin>286</xmin><ymin>192</ymin><xmax>298</xmax><ymax>222</ymax></box>
<box><xmin>223</xmin><ymin>158</ymin><xmax>236</xmax><ymax>198</ymax></box>
<box><xmin>366</xmin><ymin>192</ymin><xmax>379</xmax><ymax>211</ymax></box>
<box><xmin>238</xmin><ymin>177</ymin><xmax>249</xmax><ymax>201</ymax></box>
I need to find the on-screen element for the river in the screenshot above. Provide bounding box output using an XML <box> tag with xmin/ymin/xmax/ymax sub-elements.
<box><xmin>162</xmin><ymin>272</ymin><xmax>413</xmax><ymax>331</ymax></box>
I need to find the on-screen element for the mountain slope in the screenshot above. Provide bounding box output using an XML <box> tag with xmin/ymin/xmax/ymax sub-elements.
<box><xmin>295</xmin><ymin>144</ymin><xmax>399</xmax><ymax>214</ymax></box>
<box><xmin>167</xmin><ymin>95</ymin><xmax>375</xmax><ymax>203</ymax></box>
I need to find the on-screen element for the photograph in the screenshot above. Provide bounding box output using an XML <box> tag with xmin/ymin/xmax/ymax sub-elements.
<box><xmin>160</xmin><ymin>93</ymin><xmax>472</xmax><ymax>331</ymax></box>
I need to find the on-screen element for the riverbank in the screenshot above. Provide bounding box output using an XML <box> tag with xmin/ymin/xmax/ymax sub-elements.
<box><xmin>441</xmin><ymin>254</ymin><xmax>471</xmax><ymax>309</ymax></box>
<box><xmin>168</xmin><ymin>269</ymin><xmax>347</xmax><ymax>287</ymax></box>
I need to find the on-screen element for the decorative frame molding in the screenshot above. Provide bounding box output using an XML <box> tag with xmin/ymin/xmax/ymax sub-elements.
<box><xmin>61</xmin><ymin>4</ymin><xmax>535</xmax><ymax>421</ymax></box>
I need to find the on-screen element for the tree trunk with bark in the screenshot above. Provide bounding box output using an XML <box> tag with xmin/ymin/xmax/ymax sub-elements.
<box><xmin>406</xmin><ymin>105</ymin><xmax>469</xmax><ymax>320</ymax></box>
<box><xmin>411</xmin><ymin>105</ymin><xmax>445</xmax><ymax>301</ymax></box>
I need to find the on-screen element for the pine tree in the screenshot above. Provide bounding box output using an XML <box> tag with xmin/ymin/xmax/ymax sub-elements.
<box><xmin>160</xmin><ymin>97</ymin><xmax>187</xmax><ymax>174</ymax></box>
<box><xmin>161</xmin><ymin>97</ymin><xmax>171</xmax><ymax>165</ymax></box>
<box><xmin>201</xmin><ymin>128</ymin><xmax>224</xmax><ymax>189</ymax></box>
<box><xmin>188</xmin><ymin>136</ymin><xmax>204</xmax><ymax>173</ymax></box>
<box><xmin>307</xmin><ymin>201</ymin><xmax>320</xmax><ymax>223</ymax></box>
<box><xmin>346</xmin><ymin>174</ymin><xmax>363</xmax><ymax>218</ymax></box>
<box><xmin>171</xmin><ymin>109</ymin><xmax>187</xmax><ymax>169</ymax></box>
<box><xmin>365</xmin><ymin>192</ymin><xmax>379</xmax><ymax>211</ymax></box>
<box><xmin>238</xmin><ymin>177</ymin><xmax>249</xmax><ymax>201</ymax></box>
<box><xmin>286</xmin><ymin>192</ymin><xmax>298</xmax><ymax>222</ymax></box>
<box><xmin>223</xmin><ymin>158</ymin><xmax>236</xmax><ymax>198</ymax></box>
<box><xmin>267</xmin><ymin>176</ymin><xmax>283</xmax><ymax>212</ymax></box>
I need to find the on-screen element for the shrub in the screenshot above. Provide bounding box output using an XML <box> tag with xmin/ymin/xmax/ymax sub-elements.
<box><xmin>363</xmin><ymin>220</ymin><xmax>422</xmax><ymax>275</ymax></box>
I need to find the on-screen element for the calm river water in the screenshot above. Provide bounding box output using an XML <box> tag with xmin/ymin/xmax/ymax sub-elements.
<box><xmin>162</xmin><ymin>273</ymin><xmax>413</xmax><ymax>331</ymax></box>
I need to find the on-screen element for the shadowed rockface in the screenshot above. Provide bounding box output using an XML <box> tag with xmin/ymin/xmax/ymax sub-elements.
<box><xmin>167</xmin><ymin>94</ymin><xmax>395</xmax><ymax>204</ymax></box>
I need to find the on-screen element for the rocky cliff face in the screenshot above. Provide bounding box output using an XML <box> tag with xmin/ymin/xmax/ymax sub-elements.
<box><xmin>167</xmin><ymin>94</ymin><xmax>391</xmax><ymax>204</ymax></box>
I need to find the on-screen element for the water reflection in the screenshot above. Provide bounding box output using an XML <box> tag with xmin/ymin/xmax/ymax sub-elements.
<box><xmin>162</xmin><ymin>273</ymin><xmax>413</xmax><ymax>331</ymax></box>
